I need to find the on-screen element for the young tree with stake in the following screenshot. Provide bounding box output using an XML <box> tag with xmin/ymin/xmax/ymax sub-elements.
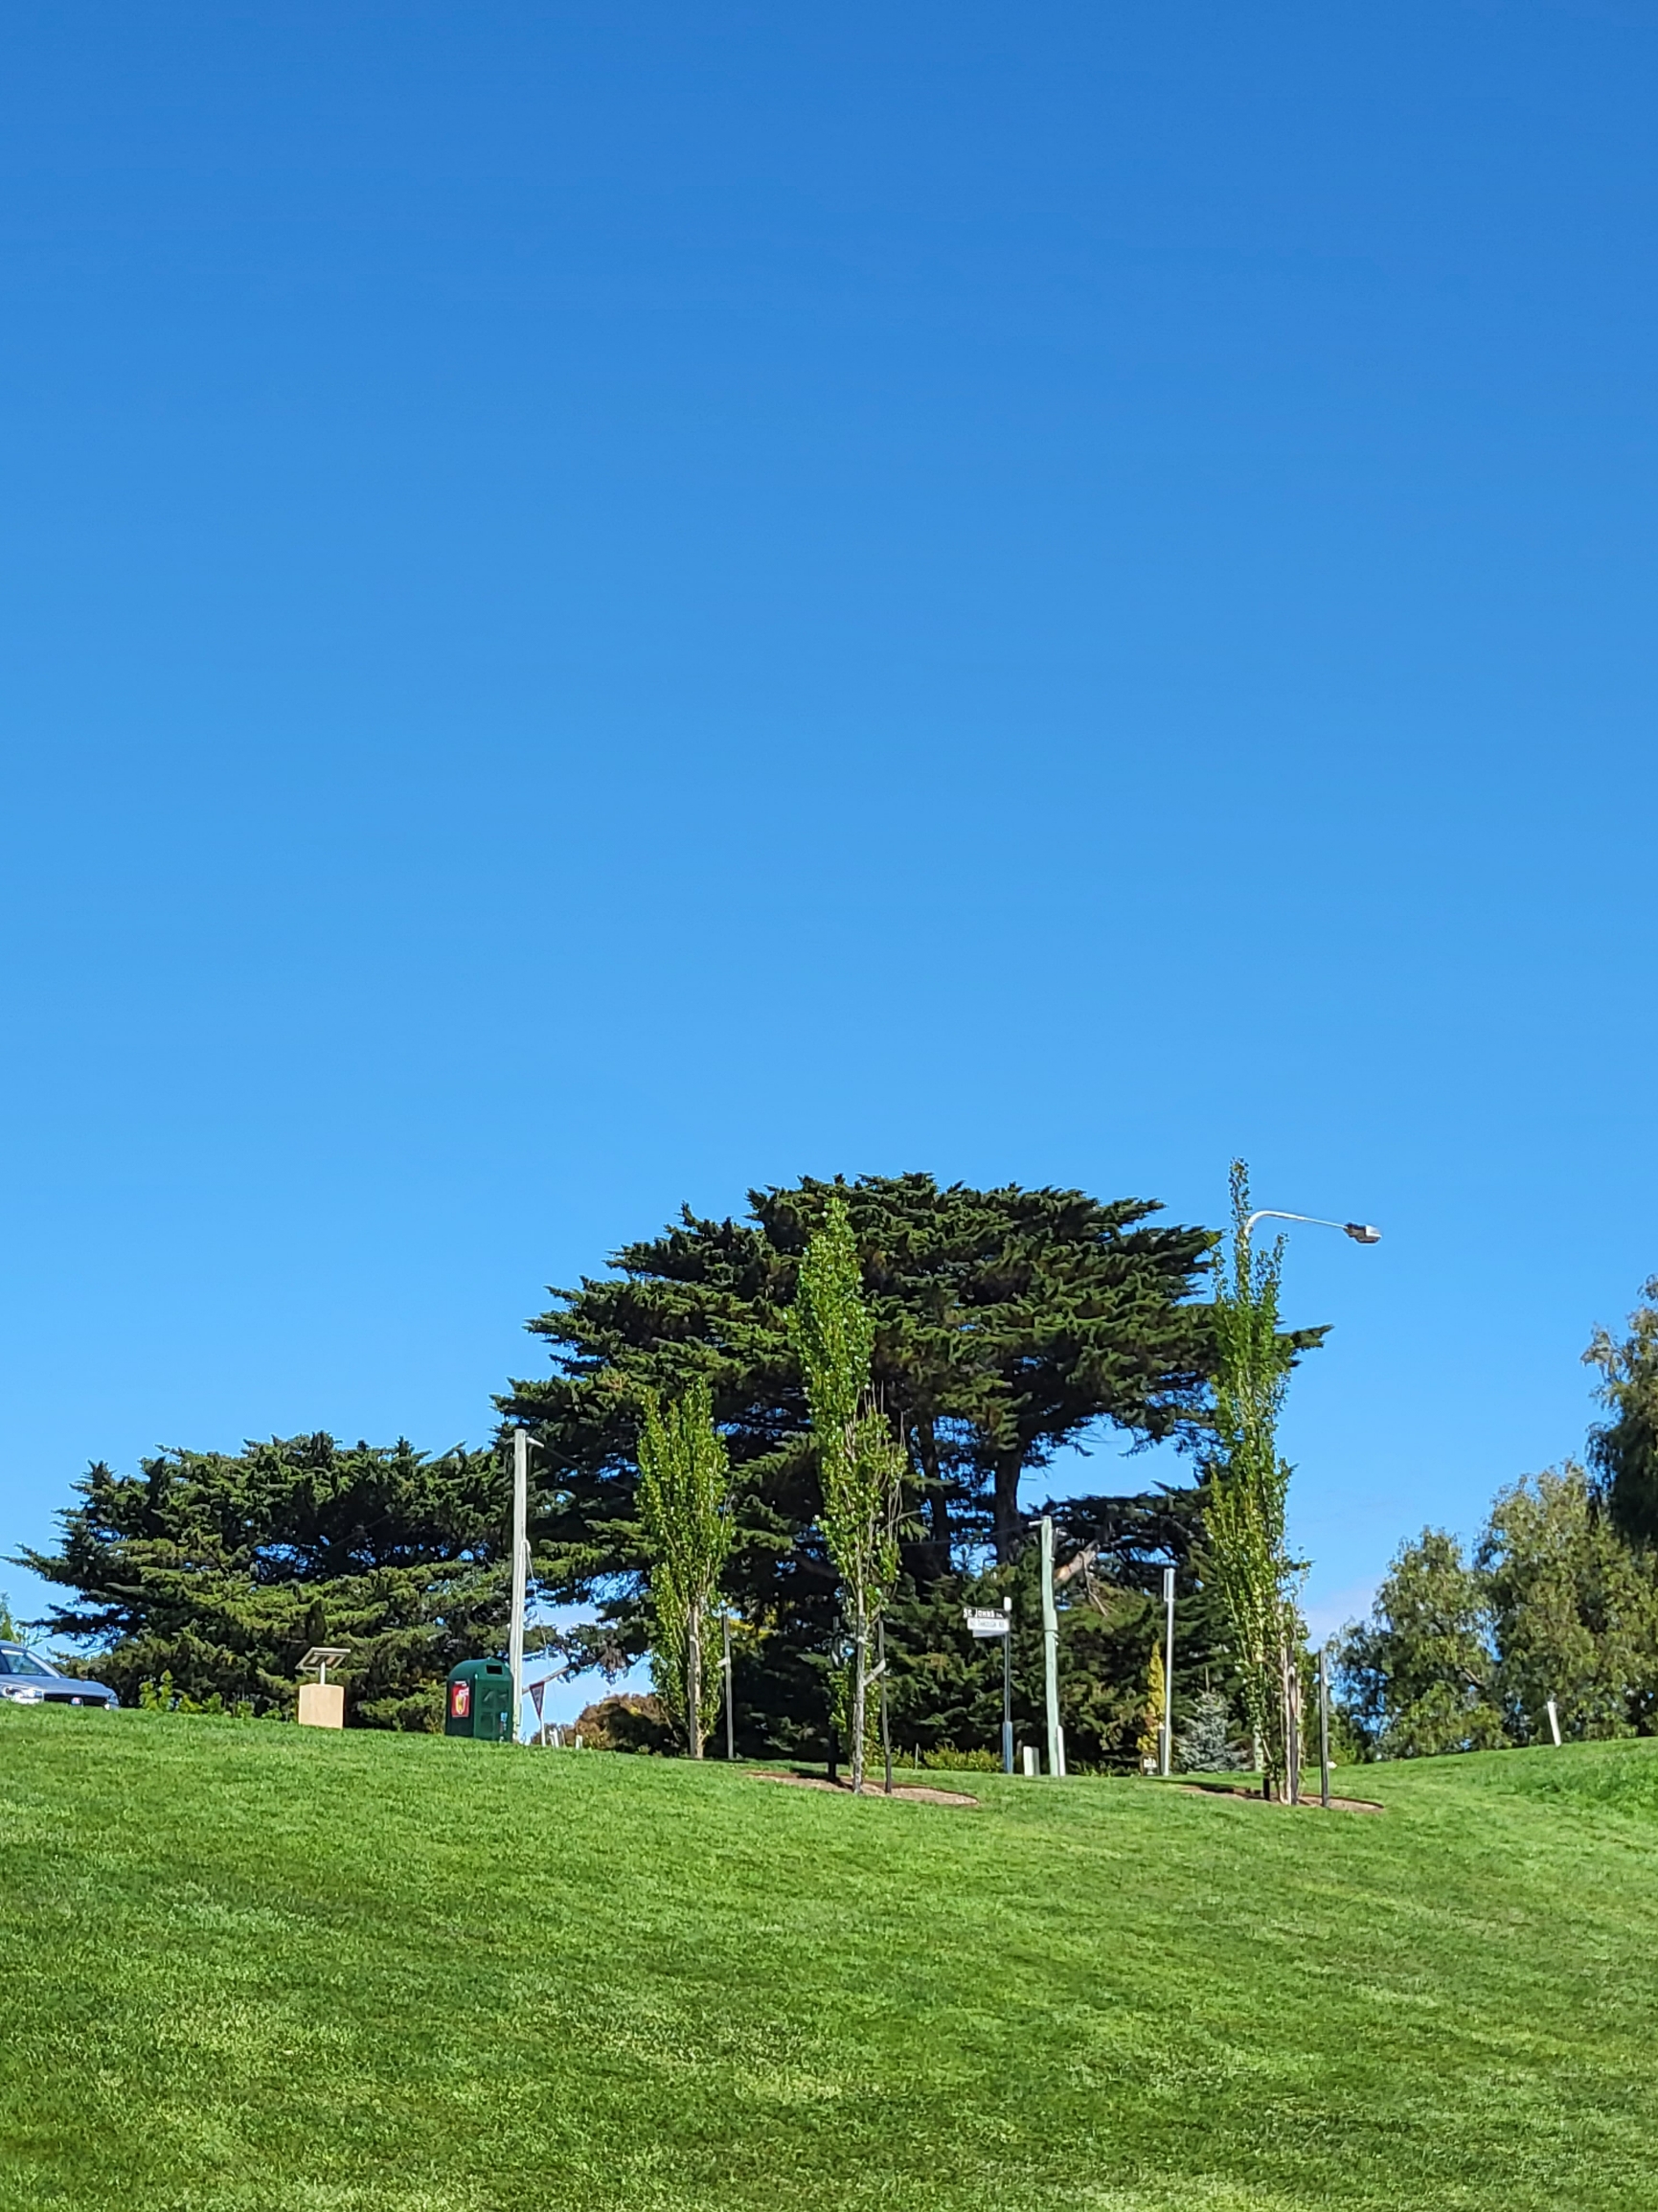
<box><xmin>1205</xmin><ymin>1162</ymin><xmax>1306</xmax><ymax>1802</ymax></box>
<box><xmin>790</xmin><ymin>1194</ymin><xmax>906</xmax><ymax>1792</ymax></box>
<box><xmin>636</xmin><ymin>1380</ymin><xmax>732</xmax><ymax>1758</ymax></box>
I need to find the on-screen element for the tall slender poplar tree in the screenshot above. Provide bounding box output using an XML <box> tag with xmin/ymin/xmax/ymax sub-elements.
<box><xmin>1205</xmin><ymin>1162</ymin><xmax>1306</xmax><ymax>1801</ymax></box>
<box><xmin>789</xmin><ymin>1194</ymin><xmax>905</xmax><ymax>1791</ymax></box>
<box><xmin>635</xmin><ymin>1380</ymin><xmax>732</xmax><ymax>1758</ymax></box>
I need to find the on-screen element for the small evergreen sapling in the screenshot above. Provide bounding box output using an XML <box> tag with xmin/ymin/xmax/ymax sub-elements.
<box><xmin>1136</xmin><ymin>1644</ymin><xmax>1166</xmax><ymax>1771</ymax></box>
<box><xmin>1176</xmin><ymin>1687</ymin><xmax>1248</xmax><ymax>1772</ymax></box>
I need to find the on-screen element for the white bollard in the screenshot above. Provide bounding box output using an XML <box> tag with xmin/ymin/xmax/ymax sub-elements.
<box><xmin>1546</xmin><ymin>1698</ymin><xmax>1561</xmax><ymax>1746</ymax></box>
<box><xmin>1021</xmin><ymin>1745</ymin><xmax>1037</xmax><ymax>1778</ymax></box>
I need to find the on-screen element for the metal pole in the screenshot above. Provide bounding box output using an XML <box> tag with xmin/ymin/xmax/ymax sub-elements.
<box><xmin>722</xmin><ymin>1610</ymin><xmax>735</xmax><ymax>1761</ymax></box>
<box><xmin>1160</xmin><ymin>1564</ymin><xmax>1175</xmax><ymax>1779</ymax></box>
<box><xmin>1040</xmin><ymin>1515</ymin><xmax>1064</xmax><ymax>1777</ymax></box>
<box><xmin>1318</xmin><ymin>1645</ymin><xmax>1331</xmax><ymax>1808</ymax></box>
<box><xmin>509</xmin><ymin>1428</ymin><xmax>529</xmax><ymax>1739</ymax></box>
<box><xmin>1002</xmin><ymin>1595</ymin><xmax>1013</xmax><ymax>1774</ymax></box>
<box><xmin>878</xmin><ymin>1616</ymin><xmax>893</xmax><ymax>1795</ymax></box>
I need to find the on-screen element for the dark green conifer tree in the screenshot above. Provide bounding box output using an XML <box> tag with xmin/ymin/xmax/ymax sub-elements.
<box><xmin>15</xmin><ymin>1435</ymin><xmax>510</xmax><ymax>1724</ymax></box>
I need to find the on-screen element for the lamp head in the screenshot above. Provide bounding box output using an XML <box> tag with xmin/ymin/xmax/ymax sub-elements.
<box><xmin>1343</xmin><ymin>1222</ymin><xmax>1382</xmax><ymax>1245</ymax></box>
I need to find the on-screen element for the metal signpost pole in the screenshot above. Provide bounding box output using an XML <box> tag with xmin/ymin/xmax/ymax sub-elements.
<box><xmin>1002</xmin><ymin>1595</ymin><xmax>1013</xmax><ymax>1773</ymax></box>
<box><xmin>964</xmin><ymin>1602</ymin><xmax>1016</xmax><ymax>1770</ymax></box>
<box><xmin>723</xmin><ymin>1610</ymin><xmax>735</xmax><ymax>1761</ymax></box>
<box><xmin>878</xmin><ymin>1616</ymin><xmax>893</xmax><ymax>1795</ymax></box>
<box><xmin>1318</xmin><ymin>1644</ymin><xmax>1331</xmax><ymax>1808</ymax></box>
<box><xmin>509</xmin><ymin>1429</ymin><xmax>529</xmax><ymax>1740</ymax></box>
<box><xmin>1160</xmin><ymin>1564</ymin><xmax>1175</xmax><ymax>1779</ymax></box>
<box><xmin>1040</xmin><ymin>1515</ymin><xmax>1064</xmax><ymax>1777</ymax></box>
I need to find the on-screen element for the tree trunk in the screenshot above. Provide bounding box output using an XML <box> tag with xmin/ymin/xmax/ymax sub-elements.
<box><xmin>688</xmin><ymin>1607</ymin><xmax>703</xmax><ymax>1759</ymax></box>
<box><xmin>915</xmin><ymin>1418</ymin><xmax>951</xmax><ymax>1575</ymax></box>
<box><xmin>992</xmin><ymin>1451</ymin><xmax>1023</xmax><ymax>1563</ymax></box>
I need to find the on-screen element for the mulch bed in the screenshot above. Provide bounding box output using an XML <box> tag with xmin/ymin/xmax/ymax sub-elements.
<box><xmin>751</xmin><ymin>1769</ymin><xmax>979</xmax><ymax>1808</ymax></box>
<box><xmin>1179</xmin><ymin>1782</ymin><xmax>1384</xmax><ymax>1813</ymax></box>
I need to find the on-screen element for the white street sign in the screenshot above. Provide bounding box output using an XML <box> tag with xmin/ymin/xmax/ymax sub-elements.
<box><xmin>964</xmin><ymin>1608</ymin><xmax>1011</xmax><ymax>1638</ymax></box>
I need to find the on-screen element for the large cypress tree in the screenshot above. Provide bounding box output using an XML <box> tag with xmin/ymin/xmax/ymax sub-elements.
<box><xmin>15</xmin><ymin>1434</ymin><xmax>509</xmax><ymax>1725</ymax></box>
<box><xmin>501</xmin><ymin>1172</ymin><xmax>1218</xmax><ymax>1754</ymax></box>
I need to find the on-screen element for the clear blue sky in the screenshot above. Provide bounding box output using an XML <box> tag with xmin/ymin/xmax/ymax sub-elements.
<box><xmin>5</xmin><ymin>4</ymin><xmax>1657</xmax><ymax>1696</ymax></box>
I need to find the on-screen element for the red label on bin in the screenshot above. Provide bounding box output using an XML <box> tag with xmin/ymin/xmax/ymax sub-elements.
<box><xmin>450</xmin><ymin>1681</ymin><xmax>470</xmax><ymax>1719</ymax></box>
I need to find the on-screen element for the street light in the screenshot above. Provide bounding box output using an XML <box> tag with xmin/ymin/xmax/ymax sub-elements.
<box><xmin>1241</xmin><ymin>1200</ymin><xmax>1377</xmax><ymax>1805</ymax></box>
<box><xmin>1244</xmin><ymin>1210</ymin><xmax>1380</xmax><ymax>1245</ymax></box>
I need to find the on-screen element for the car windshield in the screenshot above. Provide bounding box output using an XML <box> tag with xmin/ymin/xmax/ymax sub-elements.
<box><xmin>0</xmin><ymin>1649</ymin><xmax>58</xmax><ymax>1678</ymax></box>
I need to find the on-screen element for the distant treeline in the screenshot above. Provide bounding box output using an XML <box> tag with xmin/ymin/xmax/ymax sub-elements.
<box><xmin>1336</xmin><ymin>1278</ymin><xmax>1658</xmax><ymax>1757</ymax></box>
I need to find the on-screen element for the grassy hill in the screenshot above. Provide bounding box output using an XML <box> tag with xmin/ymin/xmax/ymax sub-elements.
<box><xmin>5</xmin><ymin>1710</ymin><xmax>1658</xmax><ymax>2211</ymax></box>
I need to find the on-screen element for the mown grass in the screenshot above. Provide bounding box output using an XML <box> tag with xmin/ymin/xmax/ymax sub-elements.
<box><xmin>4</xmin><ymin>1709</ymin><xmax>1658</xmax><ymax>2211</ymax></box>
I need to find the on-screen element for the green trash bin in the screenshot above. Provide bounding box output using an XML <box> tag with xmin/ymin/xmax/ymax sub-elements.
<box><xmin>444</xmin><ymin>1659</ymin><xmax>514</xmax><ymax>1742</ymax></box>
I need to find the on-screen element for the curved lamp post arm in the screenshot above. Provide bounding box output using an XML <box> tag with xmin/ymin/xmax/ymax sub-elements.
<box><xmin>1243</xmin><ymin>1209</ymin><xmax>1381</xmax><ymax>1245</ymax></box>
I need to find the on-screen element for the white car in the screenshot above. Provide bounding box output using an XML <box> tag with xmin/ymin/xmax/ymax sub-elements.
<box><xmin>0</xmin><ymin>1642</ymin><xmax>118</xmax><ymax>1708</ymax></box>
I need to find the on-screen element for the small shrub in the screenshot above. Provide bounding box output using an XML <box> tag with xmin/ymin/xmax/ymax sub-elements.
<box><xmin>137</xmin><ymin>1672</ymin><xmax>252</xmax><ymax>1720</ymax></box>
<box><xmin>888</xmin><ymin>1743</ymin><xmax>1001</xmax><ymax>1772</ymax></box>
<box><xmin>571</xmin><ymin>1693</ymin><xmax>678</xmax><ymax>1753</ymax></box>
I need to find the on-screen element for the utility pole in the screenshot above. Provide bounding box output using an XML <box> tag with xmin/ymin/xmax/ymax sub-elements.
<box><xmin>509</xmin><ymin>1428</ymin><xmax>530</xmax><ymax>1739</ymax></box>
<box><xmin>1039</xmin><ymin>1515</ymin><xmax>1065</xmax><ymax>1778</ymax></box>
<box><xmin>1160</xmin><ymin>1564</ymin><xmax>1175</xmax><ymax>1778</ymax></box>
<box><xmin>1318</xmin><ymin>1644</ymin><xmax>1331</xmax><ymax>1808</ymax></box>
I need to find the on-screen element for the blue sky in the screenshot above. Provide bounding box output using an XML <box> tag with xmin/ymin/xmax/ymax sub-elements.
<box><xmin>5</xmin><ymin>3</ymin><xmax>1657</xmax><ymax>1717</ymax></box>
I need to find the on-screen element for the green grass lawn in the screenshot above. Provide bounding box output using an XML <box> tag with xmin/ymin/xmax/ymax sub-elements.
<box><xmin>5</xmin><ymin>1710</ymin><xmax>1658</xmax><ymax>2211</ymax></box>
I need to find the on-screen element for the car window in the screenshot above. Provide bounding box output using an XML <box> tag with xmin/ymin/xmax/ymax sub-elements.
<box><xmin>0</xmin><ymin>1649</ymin><xmax>56</xmax><ymax>1678</ymax></box>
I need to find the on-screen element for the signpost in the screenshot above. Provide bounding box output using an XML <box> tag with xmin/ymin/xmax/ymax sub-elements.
<box><xmin>722</xmin><ymin>1610</ymin><xmax>736</xmax><ymax>1762</ymax></box>
<box><xmin>877</xmin><ymin>1616</ymin><xmax>894</xmax><ymax>1794</ymax></box>
<box><xmin>1160</xmin><ymin>1565</ymin><xmax>1175</xmax><ymax>1779</ymax></box>
<box><xmin>965</xmin><ymin>1599</ymin><xmax>1015</xmax><ymax>1774</ymax></box>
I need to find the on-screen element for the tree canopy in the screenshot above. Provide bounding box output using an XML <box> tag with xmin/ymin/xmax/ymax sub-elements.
<box><xmin>1336</xmin><ymin>1465</ymin><xmax>1658</xmax><ymax>1755</ymax></box>
<box><xmin>1335</xmin><ymin>1528</ymin><xmax>1507</xmax><ymax>1758</ymax></box>
<box><xmin>1585</xmin><ymin>1279</ymin><xmax>1658</xmax><ymax>1546</ymax></box>
<box><xmin>14</xmin><ymin>1434</ymin><xmax>509</xmax><ymax>1726</ymax></box>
